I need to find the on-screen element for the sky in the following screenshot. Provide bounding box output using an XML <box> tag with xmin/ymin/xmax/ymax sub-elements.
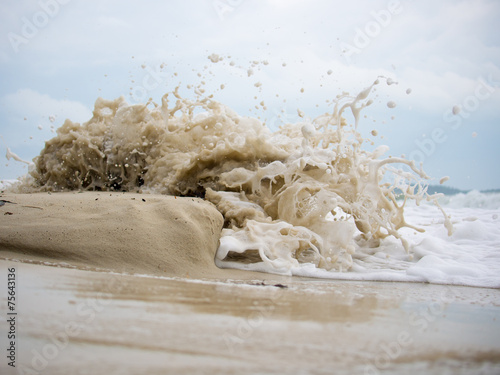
<box><xmin>0</xmin><ymin>0</ymin><xmax>499</xmax><ymax>191</ymax></box>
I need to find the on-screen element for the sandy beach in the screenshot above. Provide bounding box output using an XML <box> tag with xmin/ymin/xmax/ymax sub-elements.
<box><xmin>1</xmin><ymin>192</ymin><xmax>500</xmax><ymax>374</ymax></box>
<box><xmin>1</xmin><ymin>261</ymin><xmax>500</xmax><ymax>374</ymax></box>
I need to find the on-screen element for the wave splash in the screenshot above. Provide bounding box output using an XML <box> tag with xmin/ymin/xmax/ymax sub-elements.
<box><xmin>19</xmin><ymin>79</ymin><xmax>452</xmax><ymax>275</ymax></box>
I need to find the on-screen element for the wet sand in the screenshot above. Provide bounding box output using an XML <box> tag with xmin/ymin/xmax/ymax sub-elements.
<box><xmin>1</xmin><ymin>261</ymin><xmax>499</xmax><ymax>374</ymax></box>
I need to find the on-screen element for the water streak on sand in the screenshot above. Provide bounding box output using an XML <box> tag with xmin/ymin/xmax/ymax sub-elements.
<box><xmin>14</xmin><ymin>78</ymin><xmax>453</xmax><ymax>276</ymax></box>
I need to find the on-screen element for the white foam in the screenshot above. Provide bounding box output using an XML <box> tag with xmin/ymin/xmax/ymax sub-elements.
<box><xmin>438</xmin><ymin>190</ymin><xmax>500</xmax><ymax>210</ymax></box>
<box><xmin>239</xmin><ymin>203</ymin><xmax>499</xmax><ymax>288</ymax></box>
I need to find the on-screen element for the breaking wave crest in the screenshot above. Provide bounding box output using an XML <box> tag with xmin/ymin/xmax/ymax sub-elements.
<box><xmin>16</xmin><ymin>79</ymin><xmax>452</xmax><ymax>275</ymax></box>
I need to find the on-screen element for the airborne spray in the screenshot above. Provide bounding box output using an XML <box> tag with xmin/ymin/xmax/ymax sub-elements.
<box><xmin>14</xmin><ymin>58</ymin><xmax>452</xmax><ymax>277</ymax></box>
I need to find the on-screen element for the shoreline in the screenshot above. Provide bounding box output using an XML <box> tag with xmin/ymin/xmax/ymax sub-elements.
<box><xmin>1</xmin><ymin>190</ymin><xmax>500</xmax><ymax>285</ymax></box>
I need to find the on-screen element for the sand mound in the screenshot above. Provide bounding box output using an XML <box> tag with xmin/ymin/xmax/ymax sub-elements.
<box><xmin>0</xmin><ymin>192</ymin><xmax>225</xmax><ymax>278</ymax></box>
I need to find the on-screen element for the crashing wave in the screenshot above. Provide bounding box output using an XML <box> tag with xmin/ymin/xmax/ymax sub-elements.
<box><xmin>17</xmin><ymin>80</ymin><xmax>452</xmax><ymax>274</ymax></box>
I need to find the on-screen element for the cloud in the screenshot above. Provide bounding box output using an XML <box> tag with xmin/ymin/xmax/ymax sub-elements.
<box><xmin>0</xmin><ymin>88</ymin><xmax>91</xmax><ymax>154</ymax></box>
<box><xmin>1</xmin><ymin>88</ymin><xmax>91</xmax><ymax>125</ymax></box>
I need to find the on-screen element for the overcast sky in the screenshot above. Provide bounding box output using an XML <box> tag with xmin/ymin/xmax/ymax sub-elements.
<box><xmin>1</xmin><ymin>0</ymin><xmax>499</xmax><ymax>190</ymax></box>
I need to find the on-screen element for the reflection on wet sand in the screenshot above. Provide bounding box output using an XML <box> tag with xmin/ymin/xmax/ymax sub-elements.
<box><xmin>1</xmin><ymin>261</ymin><xmax>499</xmax><ymax>374</ymax></box>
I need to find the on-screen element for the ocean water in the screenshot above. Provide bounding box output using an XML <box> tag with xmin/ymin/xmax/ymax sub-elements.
<box><xmin>2</xmin><ymin>68</ymin><xmax>499</xmax><ymax>289</ymax></box>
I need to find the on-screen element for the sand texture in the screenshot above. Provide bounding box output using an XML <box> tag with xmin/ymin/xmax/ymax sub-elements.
<box><xmin>0</xmin><ymin>192</ymin><xmax>227</xmax><ymax>278</ymax></box>
<box><xmin>1</xmin><ymin>261</ymin><xmax>499</xmax><ymax>374</ymax></box>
